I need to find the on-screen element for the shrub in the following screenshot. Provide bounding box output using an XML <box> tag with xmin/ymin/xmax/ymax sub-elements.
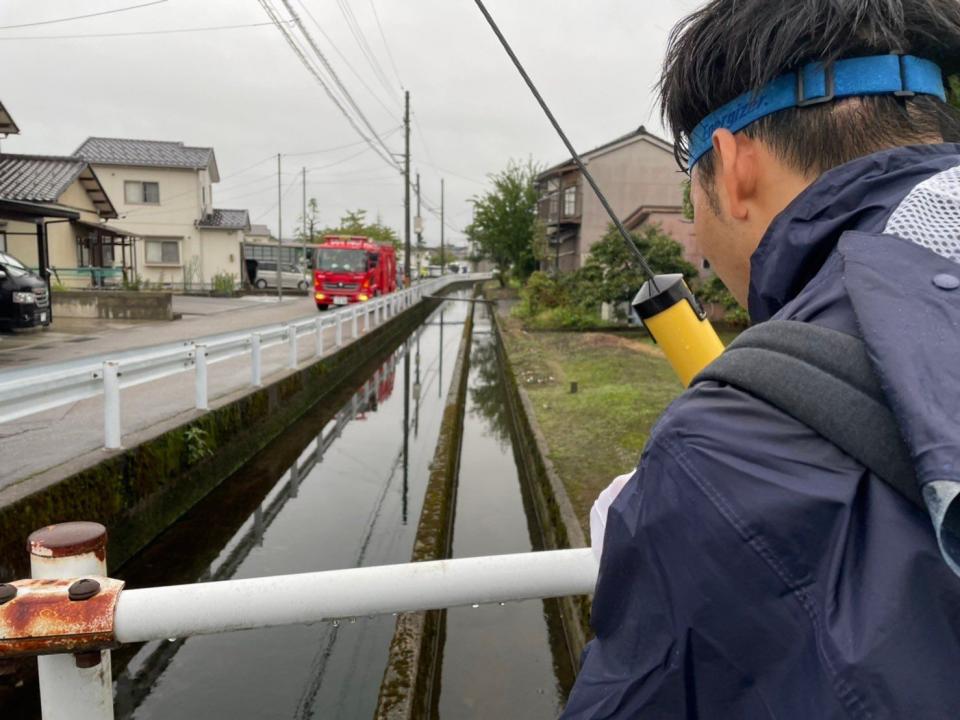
<box><xmin>212</xmin><ymin>272</ymin><xmax>237</xmax><ymax>296</ymax></box>
<box><xmin>700</xmin><ymin>275</ymin><xmax>749</xmax><ymax>327</ymax></box>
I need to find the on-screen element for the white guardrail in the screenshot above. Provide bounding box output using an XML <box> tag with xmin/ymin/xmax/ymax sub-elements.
<box><xmin>3</xmin><ymin>521</ymin><xmax>598</xmax><ymax>720</ymax></box>
<box><xmin>0</xmin><ymin>275</ymin><xmax>482</xmax><ymax>449</ymax></box>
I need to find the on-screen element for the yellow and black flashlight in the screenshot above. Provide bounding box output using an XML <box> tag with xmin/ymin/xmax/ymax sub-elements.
<box><xmin>633</xmin><ymin>274</ymin><xmax>726</xmax><ymax>387</ymax></box>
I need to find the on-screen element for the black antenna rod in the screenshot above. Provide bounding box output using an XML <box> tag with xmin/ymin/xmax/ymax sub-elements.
<box><xmin>472</xmin><ymin>0</ymin><xmax>659</xmax><ymax>287</ymax></box>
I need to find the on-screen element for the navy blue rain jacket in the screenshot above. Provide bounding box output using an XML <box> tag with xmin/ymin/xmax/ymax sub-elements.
<box><xmin>562</xmin><ymin>144</ymin><xmax>960</xmax><ymax>719</ymax></box>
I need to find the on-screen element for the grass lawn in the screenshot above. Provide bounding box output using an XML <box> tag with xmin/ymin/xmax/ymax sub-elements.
<box><xmin>499</xmin><ymin>312</ymin><xmax>687</xmax><ymax>533</ymax></box>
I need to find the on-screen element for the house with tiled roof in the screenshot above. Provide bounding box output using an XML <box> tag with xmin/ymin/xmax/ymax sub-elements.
<box><xmin>536</xmin><ymin>126</ymin><xmax>700</xmax><ymax>272</ymax></box>
<box><xmin>74</xmin><ymin>137</ymin><xmax>249</xmax><ymax>289</ymax></box>
<box><xmin>0</xmin><ymin>153</ymin><xmax>140</xmax><ymax>287</ymax></box>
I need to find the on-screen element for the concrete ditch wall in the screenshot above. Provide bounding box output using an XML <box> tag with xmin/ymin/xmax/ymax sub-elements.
<box><xmin>52</xmin><ymin>290</ymin><xmax>176</xmax><ymax>321</ymax></box>
<box><xmin>489</xmin><ymin>307</ymin><xmax>593</xmax><ymax>665</ymax></box>
<box><xmin>374</xmin><ymin>291</ymin><xmax>477</xmax><ymax>720</ymax></box>
<box><xmin>0</xmin><ymin>293</ymin><xmax>463</xmax><ymax>580</ymax></box>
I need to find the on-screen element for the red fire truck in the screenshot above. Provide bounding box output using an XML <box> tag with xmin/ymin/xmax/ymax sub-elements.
<box><xmin>313</xmin><ymin>235</ymin><xmax>398</xmax><ymax>311</ymax></box>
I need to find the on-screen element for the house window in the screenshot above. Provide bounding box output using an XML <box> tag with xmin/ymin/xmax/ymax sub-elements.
<box><xmin>548</xmin><ymin>192</ymin><xmax>559</xmax><ymax>219</ymax></box>
<box><xmin>701</xmin><ymin>258</ymin><xmax>711</xmax><ymax>270</ymax></box>
<box><xmin>563</xmin><ymin>186</ymin><xmax>577</xmax><ymax>216</ymax></box>
<box><xmin>145</xmin><ymin>238</ymin><xmax>181</xmax><ymax>265</ymax></box>
<box><xmin>125</xmin><ymin>181</ymin><xmax>160</xmax><ymax>204</ymax></box>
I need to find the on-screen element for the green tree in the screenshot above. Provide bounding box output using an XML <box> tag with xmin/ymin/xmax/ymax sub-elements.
<box><xmin>323</xmin><ymin>209</ymin><xmax>399</xmax><ymax>247</ymax></box>
<box><xmin>466</xmin><ymin>159</ymin><xmax>541</xmax><ymax>286</ymax></box>
<box><xmin>585</xmin><ymin>224</ymin><xmax>698</xmax><ymax>304</ymax></box>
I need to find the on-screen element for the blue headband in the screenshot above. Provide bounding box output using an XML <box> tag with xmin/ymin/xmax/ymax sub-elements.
<box><xmin>688</xmin><ymin>54</ymin><xmax>946</xmax><ymax>171</ymax></box>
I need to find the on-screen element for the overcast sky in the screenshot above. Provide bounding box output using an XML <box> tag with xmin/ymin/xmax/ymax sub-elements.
<box><xmin>0</xmin><ymin>0</ymin><xmax>698</xmax><ymax>246</ymax></box>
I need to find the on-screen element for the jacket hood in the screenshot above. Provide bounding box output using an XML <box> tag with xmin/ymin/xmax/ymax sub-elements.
<box><xmin>749</xmin><ymin>143</ymin><xmax>960</xmax><ymax>572</ymax></box>
<box><xmin>749</xmin><ymin>143</ymin><xmax>960</xmax><ymax>323</ymax></box>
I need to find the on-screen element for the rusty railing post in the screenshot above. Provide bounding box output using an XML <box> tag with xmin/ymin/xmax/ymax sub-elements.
<box><xmin>29</xmin><ymin>522</ymin><xmax>114</xmax><ymax>720</ymax></box>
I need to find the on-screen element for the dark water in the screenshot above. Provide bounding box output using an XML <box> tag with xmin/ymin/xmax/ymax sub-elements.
<box><xmin>3</xmin><ymin>293</ymin><xmax>575</xmax><ymax>718</ymax></box>
<box><xmin>110</xmin><ymin>296</ymin><xmax>469</xmax><ymax>720</ymax></box>
<box><xmin>438</xmin><ymin>303</ymin><xmax>574</xmax><ymax>718</ymax></box>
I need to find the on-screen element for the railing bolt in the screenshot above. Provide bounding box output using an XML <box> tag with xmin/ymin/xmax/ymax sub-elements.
<box><xmin>0</xmin><ymin>583</ymin><xmax>16</xmax><ymax>605</ymax></box>
<box><xmin>68</xmin><ymin>578</ymin><xmax>101</xmax><ymax>601</ymax></box>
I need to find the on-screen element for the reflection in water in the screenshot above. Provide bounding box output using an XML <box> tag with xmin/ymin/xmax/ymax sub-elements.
<box><xmin>101</xmin><ymin>295</ymin><xmax>471</xmax><ymax>720</ymax></box>
<box><xmin>439</xmin><ymin>304</ymin><xmax>574</xmax><ymax>719</ymax></box>
<box><xmin>114</xmin><ymin>349</ymin><xmax>405</xmax><ymax>719</ymax></box>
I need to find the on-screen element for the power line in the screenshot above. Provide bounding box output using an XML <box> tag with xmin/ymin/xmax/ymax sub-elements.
<box><xmin>0</xmin><ymin>20</ymin><xmax>288</xmax><ymax>41</ymax></box>
<box><xmin>277</xmin><ymin>0</ymin><xmax>398</xmax><ymax>168</ymax></box>
<box><xmin>258</xmin><ymin>0</ymin><xmax>400</xmax><ymax>173</ymax></box>
<box><xmin>0</xmin><ymin>0</ymin><xmax>167</xmax><ymax>30</ymax></box>
<box><xmin>294</xmin><ymin>0</ymin><xmax>399</xmax><ymax>117</ymax></box>
<box><xmin>367</xmin><ymin>0</ymin><xmax>405</xmax><ymax>89</ymax></box>
<box><xmin>280</xmin><ymin>126</ymin><xmax>400</xmax><ymax>157</ymax></box>
<box><xmin>333</xmin><ymin>0</ymin><xmax>400</xmax><ymax>105</ymax></box>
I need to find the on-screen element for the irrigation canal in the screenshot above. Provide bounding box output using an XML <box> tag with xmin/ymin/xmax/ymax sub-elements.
<box><xmin>2</xmin><ymin>289</ymin><xmax>573</xmax><ymax>719</ymax></box>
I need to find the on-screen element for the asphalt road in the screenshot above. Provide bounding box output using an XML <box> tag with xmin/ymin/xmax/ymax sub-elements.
<box><xmin>0</xmin><ymin>295</ymin><xmax>309</xmax><ymax>369</ymax></box>
<box><xmin>0</xmin><ymin>293</ymin><xmax>380</xmax><ymax>500</ymax></box>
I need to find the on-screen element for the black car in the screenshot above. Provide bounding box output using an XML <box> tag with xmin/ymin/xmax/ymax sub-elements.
<box><xmin>0</xmin><ymin>251</ymin><xmax>51</xmax><ymax>329</ymax></box>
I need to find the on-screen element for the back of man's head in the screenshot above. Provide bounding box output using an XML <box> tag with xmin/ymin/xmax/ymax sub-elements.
<box><xmin>660</xmin><ymin>0</ymin><xmax>960</xmax><ymax>181</ymax></box>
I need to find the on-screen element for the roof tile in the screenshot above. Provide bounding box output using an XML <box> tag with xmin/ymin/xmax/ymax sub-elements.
<box><xmin>0</xmin><ymin>154</ymin><xmax>86</xmax><ymax>202</ymax></box>
<box><xmin>74</xmin><ymin>137</ymin><xmax>214</xmax><ymax>171</ymax></box>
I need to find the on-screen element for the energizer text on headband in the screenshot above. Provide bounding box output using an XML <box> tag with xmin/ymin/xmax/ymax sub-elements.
<box><xmin>688</xmin><ymin>54</ymin><xmax>947</xmax><ymax>171</ymax></box>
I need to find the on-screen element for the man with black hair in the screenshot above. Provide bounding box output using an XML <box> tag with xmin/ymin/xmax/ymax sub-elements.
<box><xmin>563</xmin><ymin>1</ymin><xmax>960</xmax><ymax>717</ymax></box>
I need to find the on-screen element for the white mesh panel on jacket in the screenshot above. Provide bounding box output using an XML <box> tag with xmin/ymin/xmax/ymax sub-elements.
<box><xmin>885</xmin><ymin>164</ymin><xmax>960</xmax><ymax>264</ymax></box>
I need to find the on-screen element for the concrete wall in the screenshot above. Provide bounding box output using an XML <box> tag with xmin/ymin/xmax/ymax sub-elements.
<box><xmin>579</xmin><ymin>137</ymin><xmax>684</xmax><ymax>265</ymax></box>
<box><xmin>375</xmin><ymin>291</ymin><xmax>476</xmax><ymax>720</ymax></box>
<box><xmin>52</xmin><ymin>290</ymin><xmax>175</xmax><ymax>320</ymax></box>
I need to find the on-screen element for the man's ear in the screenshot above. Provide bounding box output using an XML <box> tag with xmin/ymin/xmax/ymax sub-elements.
<box><xmin>711</xmin><ymin>129</ymin><xmax>759</xmax><ymax>221</ymax></box>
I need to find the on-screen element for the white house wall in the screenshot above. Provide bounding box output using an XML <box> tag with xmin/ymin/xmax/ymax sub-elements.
<box><xmin>91</xmin><ymin>164</ymin><xmax>201</xmax><ymax>287</ymax></box>
<box><xmin>199</xmin><ymin>229</ymin><xmax>243</xmax><ymax>286</ymax></box>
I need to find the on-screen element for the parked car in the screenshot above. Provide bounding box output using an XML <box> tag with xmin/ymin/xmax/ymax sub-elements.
<box><xmin>252</xmin><ymin>261</ymin><xmax>309</xmax><ymax>290</ymax></box>
<box><xmin>0</xmin><ymin>251</ymin><xmax>51</xmax><ymax>329</ymax></box>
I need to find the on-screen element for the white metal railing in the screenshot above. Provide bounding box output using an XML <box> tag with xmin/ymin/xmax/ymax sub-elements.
<box><xmin>0</xmin><ymin>275</ymin><xmax>484</xmax><ymax>449</ymax></box>
<box><xmin>2</xmin><ymin>522</ymin><xmax>595</xmax><ymax>720</ymax></box>
<box><xmin>113</xmin><ymin>548</ymin><xmax>598</xmax><ymax>643</ymax></box>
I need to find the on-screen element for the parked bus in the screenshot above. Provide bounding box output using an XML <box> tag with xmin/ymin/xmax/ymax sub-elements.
<box><xmin>313</xmin><ymin>235</ymin><xmax>398</xmax><ymax>311</ymax></box>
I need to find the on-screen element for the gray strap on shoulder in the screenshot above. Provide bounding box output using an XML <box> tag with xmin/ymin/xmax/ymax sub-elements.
<box><xmin>693</xmin><ymin>321</ymin><xmax>922</xmax><ymax>510</ymax></box>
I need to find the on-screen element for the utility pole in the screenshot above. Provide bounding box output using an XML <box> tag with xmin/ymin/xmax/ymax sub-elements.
<box><xmin>440</xmin><ymin>178</ymin><xmax>445</xmax><ymax>275</ymax></box>
<box><xmin>277</xmin><ymin>153</ymin><xmax>283</xmax><ymax>301</ymax></box>
<box><xmin>403</xmin><ymin>90</ymin><xmax>411</xmax><ymax>287</ymax></box>
<box><xmin>302</xmin><ymin>166</ymin><xmax>307</xmax><ymax>282</ymax></box>
<box><xmin>415</xmin><ymin>172</ymin><xmax>422</xmax><ymax>280</ymax></box>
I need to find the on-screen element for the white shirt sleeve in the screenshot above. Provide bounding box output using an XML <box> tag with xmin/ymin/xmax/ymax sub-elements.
<box><xmin>589</xmin><ymin>471</ymin><xmax>635</xmax><ymax>564</ymax></box>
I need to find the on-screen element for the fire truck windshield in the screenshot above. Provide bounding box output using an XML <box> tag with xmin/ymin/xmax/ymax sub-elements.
<box><xmin>316</xmin><ymin>248</ymin><xmax>366</xmax><ymax>272</ymax></box>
